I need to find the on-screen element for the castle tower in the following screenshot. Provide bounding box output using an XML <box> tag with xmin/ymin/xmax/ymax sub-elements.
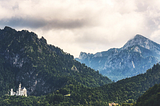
<box><xmin>10</xmin><ymin>89</ymin><xmax>14</xmax><ymax>96</ymax></box>
<box><xmin>19</xmin><ymin>83</ymin><xmax>21</xmax><ymax>95</ymax></box>
<box><xmin>23</xmin><ymin>87</ymin><xmax>27</xmax><ymax>97</ymax></box>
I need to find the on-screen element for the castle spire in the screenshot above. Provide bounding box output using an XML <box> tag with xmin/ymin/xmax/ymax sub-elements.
<box><xmin>19</xmin><ymin>83</ymin><xmax>21</xmax><ymax>88</ymax></box>
<box><xmin>19</xmin><ymin>83</ymin><xmax>21</xmax><ymax>95</ymax></box>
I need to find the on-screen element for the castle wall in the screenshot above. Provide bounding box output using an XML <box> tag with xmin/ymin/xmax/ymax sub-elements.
<box><xmin>10</xmin><ymin>84</ymin><xmax>27</xmax><ymax>97</ymax></box>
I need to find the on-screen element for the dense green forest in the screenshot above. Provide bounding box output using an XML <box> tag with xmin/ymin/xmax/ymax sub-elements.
<box><xmin>1</xmin><ymin>63</ymin><xmax>160</xmax><ymax>105</ymax></box>
<box><xmin>0</xmin><ymin>26</ymin><xmax>111</xmax><ymax>96</ymax></box>
<box><xmin>136</xmin><ymin>83</ymin><xmax>160</xmax><ymax>106</ymax></box>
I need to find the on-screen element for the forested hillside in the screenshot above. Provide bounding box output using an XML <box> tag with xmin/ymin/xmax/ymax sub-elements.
<box><xmin>0</xmin><ymin>26</ymin><xmax>111</xmax><ymax>96</ymax></box>
<box><xmin>136</xmin><ymin>83</ymin><xmax>160</xmax><ymax>106</ymax></box>
<box><xmin>1</xmin><ymin>63</ymin><xmax>160</xmax><ymax>105</ymax></box>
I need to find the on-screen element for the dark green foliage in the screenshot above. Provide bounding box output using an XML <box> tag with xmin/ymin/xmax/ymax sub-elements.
<box><xmin>0</xmin><ymin>96</ymin><xmax>51</xmax><ymax>106</ymax></box>
<box><xmin>52</xmin><ymin>63</ymin><xmax>160</xmax><ymax>105</ymax></box>
<box><xmin>77</xmin><ymin>63</ymin><xmax>160</xmax><ymax>104</ymax></box>
<box><xmin>122</xmin><ymin>103</ymin><xmax>135</xmax><ymax>106</ymax></box>
<box><xmin>136</xmin><ymin>83</ymin><xmax>160</xmax><ymax>106</ymax></box>
<box><xmin>1</xmin><ymin>63</ymin><xmax>160</xmax><ymax>105</ymax></box>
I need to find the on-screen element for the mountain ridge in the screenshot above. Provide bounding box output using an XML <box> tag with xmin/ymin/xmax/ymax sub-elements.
<box><xmin>76</xmin><ymin>34</ymin><xmax>160</xmax><ymax>81</ymax></box>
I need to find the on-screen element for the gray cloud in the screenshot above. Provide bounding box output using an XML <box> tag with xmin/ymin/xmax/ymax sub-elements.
<box><xmin>0</xmin><ymin>17</ymin><xmax>45</xmax><ymax>29</ymax></box>
<box><xmin>45</xmin><ymin>19</ymin><xmax>88</xmax><ymax>29</ymax></box>
<box><xmin>0</xmin><ymin>17</ymin><xmax>89</xmax><ymax>30</ymax></box>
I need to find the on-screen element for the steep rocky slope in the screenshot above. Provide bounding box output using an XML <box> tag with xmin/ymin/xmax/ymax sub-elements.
<box><xmin>76</xmin><ymin>35</ymin><xmax>160</xmax><ymax>81</ymax></box>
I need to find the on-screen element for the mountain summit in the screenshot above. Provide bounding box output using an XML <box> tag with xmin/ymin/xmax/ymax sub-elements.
<box><xmin>76</xmin><ymin>34</ymin><xmax>160</xmax><ymax>81</ymax></box>
<box><xmin>123</xmin><ymin>34</ymin><xmax>160</xmax><ymax>53</ymax></box>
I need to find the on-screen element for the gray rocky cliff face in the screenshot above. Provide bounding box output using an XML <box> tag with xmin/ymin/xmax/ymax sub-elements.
<box><xmin>76</xmin><ymin>35</ymin><xmax>160</xmax><ymax>81</ymax></box>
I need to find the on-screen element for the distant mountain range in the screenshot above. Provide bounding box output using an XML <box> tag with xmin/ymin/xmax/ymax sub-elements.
<box><xmin>76</xmin><ymin>34</ymin><xmax>160</xmax><ymax>81</ymax></box>
<box><xmin>0</xmin><ymin>26</ymin><xmax>111</xmax><ymax>96</ymax></box>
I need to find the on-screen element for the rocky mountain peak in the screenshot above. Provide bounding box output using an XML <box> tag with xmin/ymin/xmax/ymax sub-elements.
<box><xmin>2</xmin><ymin>26</ymin><xmax>17</xmax><ymax>33</ymax></box>
<box><xmin>4</xmin><ymin>26</ymin><xmax>13</xmax><ymax>30</ymax></box>
<box><xmin>123</xmin><ymin>34</ymin><xmax>148</xmax><ymax>49</ymax></box>
<box><xmin>40</xmin><ymin>36</ymin><xmax>47</xmax><ymax>44</ymax></box>
<box><xmin>134</xmin><ymin>34</ymin><xmax>146</xmax><ymax>39</ymax></box>
<box><xmin>76</xmin><ymin>34</ymin><xmax>160</xmax><ymax>81</ymax></box>
<box><xmin>79</xmin><ymin>52</ymin><xmax>93</xmax><ymax>60</ymax></box>
<box><xmin>122</xmin><ymin>34</ymin><xmax>160</xmax><ymax>52</ymax></box>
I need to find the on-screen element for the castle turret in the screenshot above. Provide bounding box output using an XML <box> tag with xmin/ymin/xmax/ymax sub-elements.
<box><xmin>23</xmin><ymin>87</ymin><xmax>27</xmax><ymax>97</ymax></box>
<box><xmin>10</xmin><ymin>89</ymin><xmax>14</xmax><ymax>96</ymax></box>
<box><xmin>19</xmin><ymin>83</ymin><xmax>21</xmax><ymax>95</ymax></box>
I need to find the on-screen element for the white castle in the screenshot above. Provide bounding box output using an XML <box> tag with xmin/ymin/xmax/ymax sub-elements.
<box><xmin>10</xmin><ymin>83</ymin><xmax>27</xmax><ymax>97</ymax></box>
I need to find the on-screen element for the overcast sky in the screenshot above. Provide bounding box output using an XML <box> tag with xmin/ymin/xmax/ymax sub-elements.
<box><xmin>0</xmin><ymin>0</ymin><xmax>160</xmax><ymax>57</ymax></box>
